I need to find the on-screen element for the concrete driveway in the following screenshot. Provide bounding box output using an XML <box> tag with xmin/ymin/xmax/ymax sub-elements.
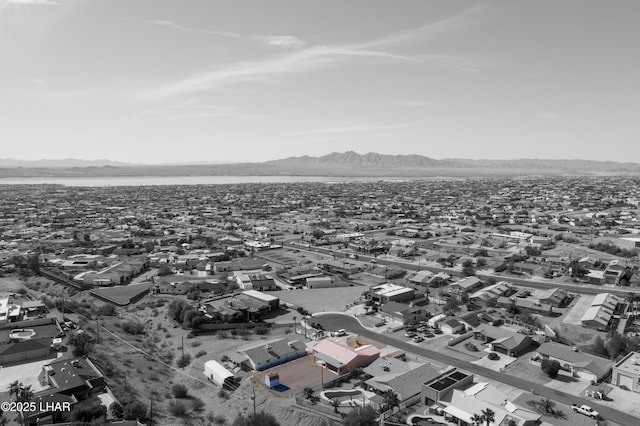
<box><xmin>563</xmin><ymin>294</ymin><xmax>595</xmax><ymax>325</ymax></box>
<box><xmin>472</xmin><ymin>349</ymin><xmax>517</xmax><ymax>372</ymax></box>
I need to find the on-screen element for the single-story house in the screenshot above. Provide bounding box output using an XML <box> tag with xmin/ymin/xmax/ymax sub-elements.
<box><xmin>449</xmin><ymin>276</ymin><xmax>483</xmax><ymax>295</ymax></box>
<box><xmin>581</xmin><ymin>293</ymin><xmax>622</xmax><ymax>329</ymax></box>
<box><xmin>371</xmin><ymin>283</ymin><xmax>415</xmax><ymax>304</ymax></box>
<box><xmin>440</xmin><ymin>318</ymin><xmax>464</xmax><ymax>335</ymax></box>
<box><xmin>364</xmin><ymin>363</ymin><xmax>440</xmax><ymax>408</ymax></box>
<box><xmin>537</xmin><ymin>288</ymin><xmax>570</xmax><ymax>308</ymax></box>
<box><xmin>535</xmin><ymin>342</ymin><xmax>613</xmax><ymax>382</ymax></box>
<box><xmin>236</xmin><ymin>338</ymin><xmax>307</xmax><ymax>371</ymax></box>
<box><xmin>379</xmin><ymin>301</ymin><xmax>428</xmax><ymax>325</ymax></box>
<box><xmin>312</xmin><ymin>339</ymin><xmax>380</xmax><ymax>374</ymax></box>
<box><xmin>473</xmin><ymin>324</ymin><xmax>533</xmax><ymax>357</ymax></box>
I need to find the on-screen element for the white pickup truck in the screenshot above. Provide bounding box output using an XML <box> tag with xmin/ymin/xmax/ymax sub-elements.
<box><xmin>571</xmin><ymin>404</ymin><xmax>600</xmax><ymax>419</ymax></box>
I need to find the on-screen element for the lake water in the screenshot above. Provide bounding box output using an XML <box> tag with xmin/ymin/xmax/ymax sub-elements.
<box><xmin>0</xmin><ymin>175</ymin><xmax>425</xmax><ymax>187</ymax></box>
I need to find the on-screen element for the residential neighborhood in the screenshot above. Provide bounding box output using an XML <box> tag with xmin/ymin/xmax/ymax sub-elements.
<box><xmin>1</xmin><ymin>176</ymin><xmax>640</xmax><ymax>425</ymax></box>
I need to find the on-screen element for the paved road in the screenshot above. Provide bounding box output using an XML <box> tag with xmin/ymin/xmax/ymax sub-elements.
<box><xmin>287</xmin><ymin>241</ymin><xmax>640</xmax><ymax>298</ymax></box>
<box><xmin>313</xmin><ymin>313</ymin><xmax>633</xmax><ymax>426</ymax></box>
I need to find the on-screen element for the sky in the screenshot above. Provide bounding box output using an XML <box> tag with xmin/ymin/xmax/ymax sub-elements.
<box><xmin>1</xmin><ymin>0</ymin><xmax>639</xmax><ymax>164</ymax></box>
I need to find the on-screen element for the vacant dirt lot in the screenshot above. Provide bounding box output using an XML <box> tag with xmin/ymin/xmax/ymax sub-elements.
<box><xmin>271</xmin><ymin>287</ymin><xmax>367</xmax><ymax>314</ymax></box>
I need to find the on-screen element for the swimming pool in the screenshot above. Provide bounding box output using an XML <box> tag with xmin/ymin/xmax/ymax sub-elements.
<box><xmin>9</xmin><ymin>329</ymin><xmax>36</xmax><ymax>340</ymax></box>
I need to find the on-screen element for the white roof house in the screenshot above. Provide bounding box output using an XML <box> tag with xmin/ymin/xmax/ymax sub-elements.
<box><xmin>204</xmin><ymin>360</ymin><xmax>235</xmax><ymax>388</ymax></box>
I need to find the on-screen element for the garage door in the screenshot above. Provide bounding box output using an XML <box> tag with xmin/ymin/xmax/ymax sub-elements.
<box><xmin>576</xmin><ymin>370</ymin><xmax>596</xmax><ymax>382</ymax></box>
<box><xmin>618</xmin><ymin>373</ymin><xmax>633</xmax><ymax>389</ymax></box>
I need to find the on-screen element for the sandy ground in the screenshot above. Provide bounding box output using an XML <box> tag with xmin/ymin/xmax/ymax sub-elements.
<box><xmin>271</xmin><ymin>287</ymin><xmax>367</xmax><ymax>314</ymax></box>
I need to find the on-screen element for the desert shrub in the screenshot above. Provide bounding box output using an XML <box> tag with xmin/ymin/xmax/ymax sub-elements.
<box><xmin>98</xmin><ymin>304</ymin><xmax>117</xmax><ymax>316</ymax></box>
<box><xmin>192</xmin><ymin>398</ymin><xmax>205</xmax><ymax>412</ymax></box>
<box><xmin>119</xmin><ymin>320</ymin><xmax>145</xmax><ymax>335</ymax></box>
<box><xmin>168</xmin><ymin>400</ymin><xmax>188</xmax><ymax>417</ymax></box>
<box><xmin>191</xmin><ymin>341</ymin><xmax>201</xmax><ymax>347</ymax></box>
<box><xmin>171</xmin><ymin>383</ymin><xmax>189</xmax><ymax>398</ymax></box>
<box><xmin>196</xmin><ymin>350</ymin><xmax>207</xmax><ymax>358</ymax></box>
<box><xmin>176</xmin><ymin>354</ymin><xmax>192</xmax><ymax>368</ymax></box>
<box><xmin>255</xmin><ymin>326</ymin><xmax>269</xmax><ymax>335</ymax></box>
<box><xmin>217</xmin><ymin>389</ymin><xmax>228</xmax><ymax>399</ymax></box>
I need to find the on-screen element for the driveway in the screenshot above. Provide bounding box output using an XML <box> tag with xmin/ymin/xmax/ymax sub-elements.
<box><xmin>563</xmin><ymin>294</ymin><xmax>595</xmax><ymax>325</ymax></box>
<box><xmin>472</xmin><ymin>349</ymin><xmax>517</xmax><ymax>372</ymax></box>
<box><xmin>592</xmin><ymin>387</ymin><xmax>640</xmax><ymax>420</ymax></box>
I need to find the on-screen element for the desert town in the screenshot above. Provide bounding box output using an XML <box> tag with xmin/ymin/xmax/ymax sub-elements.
<box><xmin>1</xmin><ymin>176</ymin><xmax>640</xmax><ymax>425</ymax></box>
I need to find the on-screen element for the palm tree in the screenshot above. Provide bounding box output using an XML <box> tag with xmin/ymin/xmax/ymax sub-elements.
<box><xmin>8</xmin><ymin>381</ymin><xmax>34</xmax><ymax>426</ymax></box>
<box><xmin>330</xmin><ymin>398</ymin><xmax>340</xmax><ymax>413</ymax></box>
<box><xmin>303</xmin><ymin>387</ymin><xmax>314</xmax><ymax>400</ymax></box>
<box><xmin>471</xmin><ymin>413</ymin><xmax>483</xmax><ymax>425</ymax></box>
<box><xmin>539</xmin><ymin>398</ymin><xmax>556</xmax><ymax>414</ymax></box>
<box><xmin>481</xmin><ymin>408</ymin><xmax>495</xmax><ymax>426</ymax></box>
<box><xmin>381</xmin><ymin>390</ymin><xmax>400</xmax><ymax>414</ymax></box>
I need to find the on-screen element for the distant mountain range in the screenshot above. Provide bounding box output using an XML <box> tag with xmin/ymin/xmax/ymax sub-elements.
<box><xmin>1</xmin><ymin>151</ymin><xmax>639</xmax><ymax>178</ymax></box>
<box><xmin>268</xmin><ymin>151</ymin><xmax>640</xmax><ymax>173</ymax></box>
<box><xmin>0</xmin><ymin>158</ymin><xmax>134</xmax><ymax>168</ymax></box>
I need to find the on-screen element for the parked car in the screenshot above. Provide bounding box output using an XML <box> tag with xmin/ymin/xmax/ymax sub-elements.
<box><xmin>464</xmin><ymin>342</ymin><xmax>479</xmax><ymax>352</ymax></box>
<box><xmin>572</xmin><ymin>404</ymin><xmax>600</xmax><ymax>419</ymax></box>
<box><xmin>413</xmin><ymin>336</ymin><xmax>425</xmax><ymax>343</ymax></box>
<box><xmin>333</xmin><ymin>329</ymin><xmax>346</xmax><ymax>337</ymax></box>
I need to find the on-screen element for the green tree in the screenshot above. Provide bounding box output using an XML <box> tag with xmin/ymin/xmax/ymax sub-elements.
<box><xmin>231</xmin><ymin>411</ymin><xmax>281</xmax><ymax>426</ymax></box>
<box><xmin>70</xmin><ymin>404</ymin><xmax>107</xmax><ymax>423</ymax></box>
<box><xmin>471</xmin><ymin>414</ymin><xmax>483</xmax><ymax>425</ymax></box>
<box><xmin>110</xmin><ymin>402</ymin><xmax>124</xmax><ymax>419</ymax></box>
<box><xmin>0</xmin><ymin>407</ymin><xmax>7</xmax><ymax>426</ymax></box>
<box><xmin>157</xmin><ymin>264</ymin><xmax>173</xmax><ymax>276</ymax></box>
<box><xmin>381</xmin><ymin>389</ymin><xmax>399</xmax><ymax>413</ymax></box>
<box><xmin>607</xmin><ymin>331</ymin><xmax>628</xmax><ymax>360</ymax></box>
<box><xmin>541</xmin><ymin>359</ymin><xmax>561</xmax><ymax>378</ymax></box>
<box><xmin>67</xmin><ymin>332</ymin><xmax>94</xmax><ymax>357</ymax></box>
<box><xmin>592</xmin><ymin>336</ymin><xmax>609</xmax><ymax>357</ymax></box>
<box><xmin>123</xmin><ymin>400</ymin><xmax>147</xmax><ymax>422</ymax></box>
<box><xmin>343</xmin><ymin>405</ymin><xmax>378</xmax><ymax>426</ymax></box>
<box><xmin>8</xmin><ymin>381</ymin><xmax>34</xmax><ymax>426</ymax></box>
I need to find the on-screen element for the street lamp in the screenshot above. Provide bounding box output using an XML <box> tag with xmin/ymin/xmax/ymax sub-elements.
<box><xmin>320</xmin><ymin>360</ymin><xmax>326</xmax><ymax>389</ymax></box>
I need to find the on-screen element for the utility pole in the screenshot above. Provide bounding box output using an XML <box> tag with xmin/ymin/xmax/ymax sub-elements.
<box><xmin>149</xmin><ymin>396</ymin><xmax>153</xmax><ymax>426</ymax></box>
<box><xmin>252</xmin><ymin>384</ymin><xmax>256</xmax><ymax>416</ymax></box>
<box><xmin>95</xmin><ymin>318</ymin><xmax>100</xmax><ymax>344</ymax></box>
<box><xmin>181</xmin><ymin>335</ymin><xmax>185</xmax><ymax>361</ymax></box>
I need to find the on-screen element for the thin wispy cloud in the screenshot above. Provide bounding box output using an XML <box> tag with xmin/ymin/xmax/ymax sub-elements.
<box><xmin>123</xmin><ymin>17</ymin><xmax>307</xmax><ymax>49</ymax></box>
<box><xmin>254</xmin><ymin>35</ymin><xmax>306</xmax><ymax>49</ymax></box>
<box><xmin>1</xmin><ymin>0</ymin><xmax>59</xmax><ymax>5</ymax></box>
<box><xmin>143</xmin><ymin>6</ymin><xmax>487</xmax><ymax>100</ymax></box>
<box><xmin>123</xmin><ymin>17</ymin><xmax>241</xmax><ymax>38</ymax></box>
<box><xmin>296</xmin><ymin>123</ymin><xmax>415</xmax><ymax>136</ymax></box>
<box><xmin>395</xmin><ymin>100</ymin><xmax>433</xmax><ymax>107</ymax></box>
<box><xmin>535</xmin><ymin>113</ymin><xmax>580</xmax><ymax>121</ymax></box>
